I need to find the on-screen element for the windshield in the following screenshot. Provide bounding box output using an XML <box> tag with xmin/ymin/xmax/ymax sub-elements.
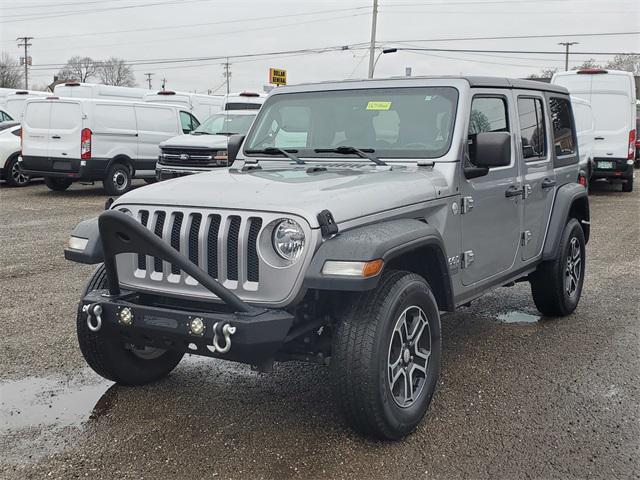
<box><xmin>194</xmin><ymin>112</ymin><xmax>256</xmax><ymax>135</ymax></box>
<box><xmin>244</xmin><ymin>87</ymin><xmax>458</xmax><ymax>159</ymax></box>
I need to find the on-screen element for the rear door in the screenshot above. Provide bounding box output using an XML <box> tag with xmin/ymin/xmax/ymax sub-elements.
<box><xmin>47</xmin><ymin>101</ymin><xmax>83</xmax><ymax>162</ymax></box>
<box><xmin>134</xmin><ymin>105</ymin><xmax>180</xmax><ymax>170</ymax></box>
<box><xmin>590</xmin><ymin>74</ymin><xmax>633</xmax><ymax>160</ymax></box>
<box><xmin>22</xmin><ymin>101</ymin><xmax>51</xmax><ymax>161</ymax></box>
<box><xmin>515</xmin><ymin>92</ymin><xmax>555</xmax><ymax>261</ymax></box>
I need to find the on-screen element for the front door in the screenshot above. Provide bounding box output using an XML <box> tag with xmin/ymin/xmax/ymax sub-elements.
<box><xmin>461</xmin><ymin>92</ymin><xmax>523</xmax><ymax>286</ymax></box>
<box><xmin>515</xmin><ymin>93</ymin><xmax>555</xmax><ymax>261</ymax></box>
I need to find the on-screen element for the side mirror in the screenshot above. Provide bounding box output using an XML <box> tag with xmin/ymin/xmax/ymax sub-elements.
<box><xmin>473</xmin><ymin>131</ymin><xmax>511</xmax><ymax>168</ymax></box>
<box><xmin>227</xmin><ymin>134</ymin><xmax>245</xmax><ymax>164</ymax></box>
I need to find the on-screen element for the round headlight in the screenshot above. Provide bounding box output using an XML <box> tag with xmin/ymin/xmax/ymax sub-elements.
<box><xmin>272</xmin><ymin>219</ymin><xmax>305</xmax><ymax>261</ymax></box>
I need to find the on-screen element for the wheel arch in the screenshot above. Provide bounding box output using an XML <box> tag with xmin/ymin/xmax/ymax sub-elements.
<box><xmin>107</xmin><ymin>154</ymin><xmax>135</xmax><ymax>176</ymax></box>
<box><xmin>542</xmin><ymin>183</ymin><xmax>590</xmax><ymax>261</ymax></box>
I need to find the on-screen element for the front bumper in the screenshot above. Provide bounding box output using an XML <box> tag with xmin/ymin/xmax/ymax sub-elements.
<box><xmin>156</xmin><ymin>163</ymin><xmax>225</xmax><ymax>180</ymax></box>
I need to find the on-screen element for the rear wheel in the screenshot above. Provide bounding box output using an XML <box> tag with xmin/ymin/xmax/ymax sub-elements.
<box><xmin>44</xmin><ymin>177</ymin><xmax>72</xmax><ymax>191</ymax></box>
<box><xmin>331</xmin><ymin>271</ymin><xmax>441</xmax><ymax>440</ymax></box>
<box><xmin>77</xmin><ymin>265</ymin><xmax>184</xmax><ymax>385</ymax></box>
<box><xmin>622</xmin><ymin>174</ymin><xmax>633</xmax><ymax>192</ymax></box>
<box><xmin>103</xmin><ymin>163</ymin><xmax>132</xmax><ymax>195</ymax></box>
<box><xmin>4</xmin><ymin>155</ymin><xmax>30</xmax><ymax>187</ymax></box>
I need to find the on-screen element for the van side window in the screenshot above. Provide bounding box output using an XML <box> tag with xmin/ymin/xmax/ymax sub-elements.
<box><xmin>517</xmin><ymin>97</ymin><xmax>546</xmax><ymax>160</ymax></box>
<box><xmin>180</xmin><ymin>111</ymin><xmax>199</xmax><ymax>133</ymax></box>
<box><xmin>549</xmin><ymin>97</ymin><xmax>576</xmax><ymax>156</ymax></box>
<box><xmin>468</xmin><ymin>96</ymin><xmax>509</xmax><ymax>165</ymax></box>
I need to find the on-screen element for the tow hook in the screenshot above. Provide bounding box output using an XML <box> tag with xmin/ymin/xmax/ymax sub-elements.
<box><xmin>207</xmin><ymin>322</ymin><xmax>236</xmax><ymax>354</ymax></box>
<box><xmin>83</xmin><ymin>303</ymin><xmax>103</xmax><ymax>332</ymax></box>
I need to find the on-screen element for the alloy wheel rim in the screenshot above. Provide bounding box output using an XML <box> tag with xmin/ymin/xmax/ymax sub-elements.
<box><xmin>11</xmin><ymin>161</ymin><xmax>29</xmax><ymax>185</ymax></box>
<box><xmin>387</xmin><ymin>305</ymin><xmax>431</xmax><ymax>408</ymax></box>
<box><xmin>113</xmin><ymin>170</ymin><xmax>128</xmax><ymax>191</ymax></box>
<box><xmin>565</xmin><ymin>237</ymin><xmax>582</xmax><ymax>297</ymax></box>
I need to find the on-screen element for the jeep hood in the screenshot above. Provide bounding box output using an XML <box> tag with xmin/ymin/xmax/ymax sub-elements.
<box><xmin>117</xmin><ymin>164</ymin><xmax>447</xmax><ymax>227</ymax></box>
<box><xmin>160</xmin><ymin>133</ymin><xmax>228</xmax><ymax>149</ymax></box>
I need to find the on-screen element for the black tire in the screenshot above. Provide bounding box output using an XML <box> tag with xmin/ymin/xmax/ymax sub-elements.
<box><xmin>44</xmin><ymin>177</ymin><xmax>73</xmax><ymax>191</ymax></box>
<box><xmin>4</xmin><ymin>154</ymin><xmax>30</xmax><ymax>187</ymax></box>
<box><xmin>530</xmin><ymin>218</ymin><xmax>586</xmax><ymax>317</ymax></box>
<box><xmin>77</xmin><ymin>265</ymin><xmax>184</xmax><ymax>385</ymax></box>
<box><xmin>103</xmin><ymin>163</ymin><xmax>132</xmax><ymax>195</ymax></box>
<box><xmin>331</xmin><ymin>270</ymin><xmax>441</xmax><ymax>440</ymax></box>
<box><xmin>622</xmin><ymin>174</ymin><xmax>633</xmax><ymax>193</ymax></box>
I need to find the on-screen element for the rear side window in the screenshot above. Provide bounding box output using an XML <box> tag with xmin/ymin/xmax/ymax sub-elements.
<box><xmin>517</xmin><ymin>97</ymin><xmax>546</xmax><ymax>160</ymax></box>
<box><xmin>24</xmin><ymin>102</ymin><xmax>50</xmax><ymax>129</ymax></box>
<box><xmin>135</xmin><ymin>106</ymin><xmax>177</xmax><ymax>133</ymax></box>
<box><xmin>50</xmin><ymin>102</ymin><xmax>81</xmax><ymax>130</ymax></box>
<box><xmin>94</xmin><ymin>104</ymin><xmax>136</xmax><ymax>131</ymax></box>
<box><xmin>549</xmin><ymin>97</ymin><xmax>576</xmax><ymax>156</ymax></box>
<box><xmin>0</xmin><ymin>111</ymin><xmax>12</xmax><ymax>122</ymax></box>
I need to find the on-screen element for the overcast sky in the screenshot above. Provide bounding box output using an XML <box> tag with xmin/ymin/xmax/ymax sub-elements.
<box><xmin>1</xmin><ymin>0</ymin><xmax>638</xmax><ymax>93</ymax></box>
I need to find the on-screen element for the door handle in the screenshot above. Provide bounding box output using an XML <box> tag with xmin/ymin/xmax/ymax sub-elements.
<box><xmin>505</xmin><ymin>185</ymin><xmax>524</xmax><ymax>198</ymax></box>
<box><xmin>51</xmin><ymin>135</ymin><xmax>61</xmax><ymax>139</ymax></box>
<box><xmin>594</xmin><ymin>137</ymin><xmax>604</xmax><ymax>140</ymax></box>
<box><xmin>541</xmin><ymin>178</ymin><xmax>556</xmax><ymax>189</ymax></box>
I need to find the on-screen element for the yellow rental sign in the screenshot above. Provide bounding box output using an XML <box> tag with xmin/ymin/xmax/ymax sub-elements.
<box><xmin>269</xmin><ymin>68</ymin><xmax>287</xmax><ymax>86</ymax></box>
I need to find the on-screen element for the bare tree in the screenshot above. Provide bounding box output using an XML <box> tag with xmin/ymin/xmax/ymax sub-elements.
<box><xmin>0</xmin><ymin>52</ymin><xmax>23</xmax><ymax>88</ymax></box>
<box><xmin>58</xmin><ymin>56</ymin><xmax>98</xmax><ymax>82</ymax></box>
<box><xmin>527</xmin><ymin>67</ymin><xmax>558</xmax><ymax>80</ymax></box>
<box><xmin>98</xmin><ymin>57</ymin><xmax>136</xmax><ymax>87</ymax></box>
<box><xmin>571</xmin><ymin>58</ymin><xmax>602</xmax><ymax>70</ymax></box>
<box><xmin>606</xmin><ymin>54</ymin><xmax>640</xmax><ymax>74</ymax></box>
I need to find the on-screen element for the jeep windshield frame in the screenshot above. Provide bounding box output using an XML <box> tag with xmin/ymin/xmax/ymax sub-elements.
<box><xmin>243</xmin><ymin>86</ymin><xmax>459</xmax><ymax>160</ymax></box>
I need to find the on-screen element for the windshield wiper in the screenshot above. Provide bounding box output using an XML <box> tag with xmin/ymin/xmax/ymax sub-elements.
<box><xmin>191</xmin><ymin>131</ymin><xmax>212</xmax><ymax>135</ymax></box>
<box><xmin>314</xmin><ymin>146</ymin><xmax>387</xmax><ymax>166</ymax></box>
<box><xmin>215</xmin><ymin>131</ymin><xmax>238</xmax><ymax>136</ymax></box>
<box><xmin>244</xmin><ymin>147</ymin><xmax>305</xmax><ymax>165</ymax></box>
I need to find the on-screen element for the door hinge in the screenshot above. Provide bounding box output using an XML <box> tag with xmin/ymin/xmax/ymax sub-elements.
<box><xmin>461</xmin><ymin>196</ymin><xmax>474</xmax><ymax>214</ymax></box>
<box><xmin>521</xmin><ymin>230</ymin><xmax>532</xmax><ymax>246</ymax></box>
<box><xmin>461</xmin><ymin>250</ymin><xmax>475</xmax><ymax>268</ymax></box>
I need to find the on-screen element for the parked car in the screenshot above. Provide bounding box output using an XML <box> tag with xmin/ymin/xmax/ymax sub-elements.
<box><xmin>570</xmin><ymin>95</ymin><xmax>595</xmax><ymax>187</ymax></box>
<box><xmin>143</xmin><ymin>90</ymin><xmax>225</xmax><ymax>122</ymax></box>
<box><xmin>65</xmin><ymin>76</ymin><xmax>589</xmax><ymax>441</ymax></box>
<box><xmin>0</xmin><ymin>122</ymin><xmax>30</xmax><ymax>187</ymax></box>
<box><xmin>156</xmin><ymin>110</ymin><xmax>257</xmax><ymax>180</ymax></box>
<box><xmin>21</xmin><ymin>97</ymin><xmax>200</xmax><ymax>194</ymax></box>
<box><xmin>53</xmin><ymin>82</ymin><xmax>150</xmax><ymax>101</ymax></box>
<box><xmin>0</xmin><ymin>107</ymin><xmax>14</xmax><ymax>122</ymax></box>
<box><xmin>552</xmin><ymin>69</ymin><xmax>637</xmax><ymax>192</ymax></box>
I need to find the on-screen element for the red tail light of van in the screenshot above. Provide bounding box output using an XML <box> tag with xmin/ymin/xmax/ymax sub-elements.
<box><xmin>81</xmin><ymin>128</ymin><xmax>92</xmax><ymax>160</ymax></box>
<box><xmin>629</xmin><ymin>130</ymin><xmax>636</xmax><ymax>160</ymax></box>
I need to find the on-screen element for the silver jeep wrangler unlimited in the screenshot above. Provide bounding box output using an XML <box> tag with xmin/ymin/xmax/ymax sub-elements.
<box><xmin>65</xmin><ymin>76</ymin><xmax>589</xmax><ymax>440</ymax></box>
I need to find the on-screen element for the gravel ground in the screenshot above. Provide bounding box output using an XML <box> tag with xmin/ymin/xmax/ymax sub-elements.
<box><xmin>0</xmin><ymin>179</ymin><xmax>638</xmax><ymax>479</ymax></box>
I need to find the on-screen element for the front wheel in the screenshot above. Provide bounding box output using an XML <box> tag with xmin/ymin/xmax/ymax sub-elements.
<box><xmin>530</xmin><ymin>218</ymin><xmax>586</xmax><ymax>316</ymax></box>
<box><xmin>103</xmin><ymin>163</ymin><xmax>132</xmax><ymax>195</ymax></box>
<box><xmin>5</xmin><ymin>155</ymin><xmax>30</xmax><ymax>187</ymax></box>
<box><xmin>77</xmin><ymin>265</ymin><xmax>184</xmax><ymax>385</ymax></box>
<box><xmin>331</xmin><ymin>271</ymin><xmax>441</xmax><ymax>440</ymax></box>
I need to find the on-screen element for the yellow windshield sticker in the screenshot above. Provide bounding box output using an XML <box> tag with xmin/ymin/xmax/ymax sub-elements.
<box><xmin>366</xmin><ymin>101</ymin><xmax>391</xmax><ymax>111</ymax></box>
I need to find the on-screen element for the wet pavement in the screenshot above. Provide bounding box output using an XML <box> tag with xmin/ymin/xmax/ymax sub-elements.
<box><xmin>0</xmin><ymin>179</ymin><xmax>639</xmax><ymax>479</ymax></box>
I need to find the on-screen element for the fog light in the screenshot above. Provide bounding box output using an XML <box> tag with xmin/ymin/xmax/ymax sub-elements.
<box><xmin>67</xmin><ymin>236</ymin><xmax>89</xmax><ymax>251</ymax></box>
<box><xmin>119</xmin><ymin>307</ymin><xmax>133</xmax><ymax>325</ymax></box>
<box><xmin>189</xmin><ymin>317</ymin><xmax>205</xmax><ymax>336</ymax></box>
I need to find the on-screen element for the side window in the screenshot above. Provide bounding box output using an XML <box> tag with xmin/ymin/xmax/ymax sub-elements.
<box><xmin>549</xmin><ymin>97</ymin><xmax>576</xmax><ymax>156</ymax></box>
<box><xmin>468</xmin><ymin>96</ymin><xmax>509</xmax><ymax>165</ymax></box>
<box><xmin>517</xmin><ymin>97</ymin><xmax>547</xmax><ymax>160</ymax></box>
<box><xmin>180</xmin><ymin>111</ymin><xmax>199</xmax><ymax>133</ymax></box>
<box><xmin>136</xmin><ymin>107</ymin><xmax>177</xmax><ymax>134</ymax></box>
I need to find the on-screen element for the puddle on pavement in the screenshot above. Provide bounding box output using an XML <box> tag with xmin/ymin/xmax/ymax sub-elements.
<box><xmin>496</xmin><ymin>310</ymin><xmax>541</xmax><ymax>324</ymax></box>
<box><xmin>0</xmin><ymin>375</ymin><xmax>115</xmax><ymax>432</ymax></box>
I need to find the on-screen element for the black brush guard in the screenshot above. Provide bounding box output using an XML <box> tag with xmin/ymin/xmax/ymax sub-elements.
<box><xmin>80</xmin><ymin>210</ymin><xmax>294</xmax><ymax>364</ymax></box>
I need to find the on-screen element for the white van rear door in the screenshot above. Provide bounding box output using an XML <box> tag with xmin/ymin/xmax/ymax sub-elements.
<box><xmin>590</xmin><ymin>74</ymin><xmax>633</xmax><ymax>159</ymax></box>
<box><xmin>48</xmin><ymin>101</ymin><xmax>83</xmax><ymax>160</ymax></box>
<box><xmin>134</xmin><ymin>105</ymin><xmax>180</xmax><ymax>171</ymax></box>
<box><xmin>22</xmin><ymin>101</ymin><xmax>51</xmax><ymax>159</ymax></box>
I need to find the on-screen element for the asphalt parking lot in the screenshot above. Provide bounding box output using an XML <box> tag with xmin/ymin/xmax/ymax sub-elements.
<box><xmin>0</xmin><ymin>179</ymin><xmax>638</xmax><ymax>480</ymax></box>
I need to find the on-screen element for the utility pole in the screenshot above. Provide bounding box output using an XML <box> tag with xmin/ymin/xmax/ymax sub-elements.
<box><xmin>144</xmin><ymin>72</ymin><xmax>154</xmax><ymax>89</ymax></box>
<box><xmin>222</xmin><ymin>58</ymin><xmax>231</xmax><ymax>94</ymax></box>
<box><xmin>16</xmin><ymin>36</ymin><xmax>33</xmax><ymax>89</ymax></box>
<box><xmin>367</xmin><ymin>0</ymin><xmax>379</xmax><ymax>78</ymax></box>
<box><xmin>558</xmin><ymin>42</ymin><xmax>579</xmax><ymax>71</ymax></box>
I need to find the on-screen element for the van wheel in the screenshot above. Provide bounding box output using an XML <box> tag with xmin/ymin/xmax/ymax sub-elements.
<box><xmin>103</xmin><ymin>163</ymin><xmax>131</xmax><ymax>195</ymax></box>
<box><xmin>622</xmin><ymin>175</ymin><xmax>633</xmax><ymax>193</ymax></box>
<box><xmin>44</xmin><ymin>177</ymin><xmax>73</xmax><ymax>191</ymax></box>
<box><xmin>530</xmin><ymin>218</ymin><xmax>586</xmax><ymax>316</ymax></box>
<box><xmin>77</xmin><ymin>265</ymin><xmax>184</xmax><ymax>385</ymax></box>
<box><xmin>5</xmin><ymin>155</ymin><xmax>30</xmax><ymax>187</ymax></box>
<box><xmin>331</xmin><ymin>271</ymin><xmax>441</xmax><ymax>440</ymax></box>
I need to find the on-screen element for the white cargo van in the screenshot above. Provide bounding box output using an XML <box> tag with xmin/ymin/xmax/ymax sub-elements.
<box><xmin>53</xmin><ymin>82</ymin><xmax>149</xmax><ymax>101</ymax></box>
<box><xmin>552</xmin><ymin>69</ymin><xmax>637</xmax><ymax>192</ymax></box>
<box><xmin>570</xmin><ymin>95</ymin><xmax>594</xmax><ymax>183</ymax></box>
<box><xmin>20</xmin><ymin>97</ymin><xmax>200</xmax><ymax>194</ymax></box>
<box><xmin>143</xmin><ymin>90</ymin><xmax>224</xmax><ymax>122</ymax></box>
<box><xmin>223</xmin><ymin>91</ymin><xmax>266</xmax><ymax>111</ymax></box>
<box><xmin>4</xmin><ymin>90</ymin><xmax>50</xmax><ymax>120</ymax></box>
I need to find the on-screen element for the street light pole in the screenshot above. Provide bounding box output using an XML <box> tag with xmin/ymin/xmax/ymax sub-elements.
<box><xmin>371</xmin><ymin>48</ymin><xmax>398</xmax><ymax>77</ymax></box>
<box><xmin>367</xmin><ymin>0</ymin><xmax>379</xmax><ymax>79</ymax></box>
<box><xmin>558</xmin><ymin>42</ymin><xmax>579</xmax><ymax>71</ymax></box>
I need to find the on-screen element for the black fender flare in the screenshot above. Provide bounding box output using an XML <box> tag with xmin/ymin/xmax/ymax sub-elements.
<box><xmin>63</xmin><ymin>216</ymin><xmax>104</xmax><ymax>264</ymax></box>
<box><xmin>304</xmin><ymin>219</ymin><xmax>454</xmax><ymax>309</ymax></box>
<box><xmin>542</xmin><ymin>183</ymin><xmax>590</xmax><ymax>261</ymax></box>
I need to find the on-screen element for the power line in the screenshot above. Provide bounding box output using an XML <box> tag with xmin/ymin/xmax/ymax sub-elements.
<box><xmin>381</xmin><ymin>30</ymin><xmax>640</xmax><ymax>44</ymax></box>
<box><xmin>379</xmin><ymin>46</ymin><xmax>637</xmax><ymax>56</ymax></box>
